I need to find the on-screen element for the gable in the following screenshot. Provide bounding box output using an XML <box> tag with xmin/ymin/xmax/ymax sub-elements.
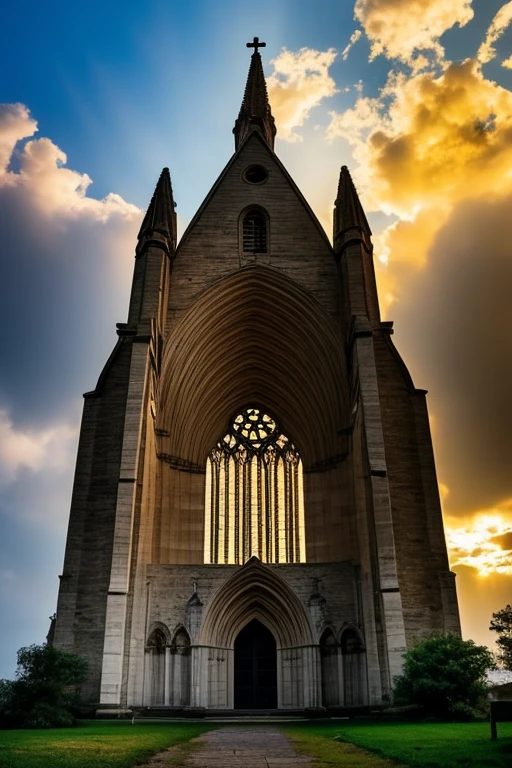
<box><xmin>166</xmin><ymin>131</ymin><xmax>340</xmax><ymax>337</ymax></box>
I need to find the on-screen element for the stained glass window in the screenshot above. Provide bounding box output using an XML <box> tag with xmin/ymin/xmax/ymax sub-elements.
<box><xmin>205</xmin><ymin>407</ymin><xmax>305</xmax><ymax>564</ymax></box>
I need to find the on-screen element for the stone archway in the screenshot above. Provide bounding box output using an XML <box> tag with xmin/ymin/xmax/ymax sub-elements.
<box><xmin>194</xmin><ymin>557</ymin><xmax>319</xmax><ymax>709</ymax></box>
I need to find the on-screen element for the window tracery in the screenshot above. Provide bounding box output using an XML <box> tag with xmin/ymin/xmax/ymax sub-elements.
<box><xmin>205</xmin><ymin>407</ymin><xmax>305</xmax><ymax>564</ymax></box>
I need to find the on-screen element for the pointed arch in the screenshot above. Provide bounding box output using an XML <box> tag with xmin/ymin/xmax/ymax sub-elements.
<box><xmin>144</xmin><ymin>623</ymin><xmax>171</xmax><ymax>706</ymax></box>
<box><xmin>320</xmin><ymin>626</ymin><xmax>338</xmax><ymax>650</ymax></box>
<box><xmin>159</xmin><ymin>263</ymin><xmax>349</xmax><ymax>469</ymax></box>
<box><xmin>198</xmin><ymin>557</ymin><xmax>314</xmax><ymax>649</ymax></box>
<box><xmin>146</xmin><ymin>621</ymin><xmax>171</xmax><ymax>646</ymax></box>
<box><xmin>171</xmin><ymin>625</ymin><xmax>191</xmax><ymax>654</ymax></box>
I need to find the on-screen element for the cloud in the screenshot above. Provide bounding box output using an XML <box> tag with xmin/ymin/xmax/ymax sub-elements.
<box><xmin>328</xmin><ymin>60</ymin><xmax>512</xmax><ymax>220</ymax></box>
<box><xmin>0</xmin><ymin>103</ymin><xmax>147</xmax><ymax>678</ymax></box>
<box><xmin>327</xmin><ymin>55</ymin><xmax>512</xmax><ymax>530</ymax></box>
<box><xmin>354</xmin><ymin>0</ymin><xmax>474</xmax><ymax>65</ymax></box>
<box><xmin>445</xmin><ymin>507</ymin><xmax>512</xmax><ymax>576</ymax></box>
<box><xmin>389</xmin><ymin>193</ymin><xmax>512</xmax><ymax>514</ymax></box>
<box><xmin>478</xmin><ymin>1</ymin><xmax>512</xmax><ymax>65</ymax></box>
<box><xmin>0</xmin><ymin>103</ymin><xmax>143</xmax><ymax>425</ymax></box>
<box><xmin>0</xmin><ymin>103</ymin><xmax>37</xmax><ymax>178</ymax></box>
<box><xmin>491</xmin><ymin>532</ymin><xmax>512</xmax><ymax>550</ymax></box>
<box><xmin>342</xmin><ymin>29</ymin><xmax>362</xmax><ymax>60</ymax></box>
<box><xmin>0</xmin><ymin>408</ymin><xmax>77</xmax><ymax>487</ymax></box>
<box><xmin>267</xmin><ymin>47</ymin><xmax>338</xmax><ymax>142</ymax></box>
<box><xmin>0</xmin><ymin>104</ymin><xmax>140</xmax><ymax>220</ymax></box>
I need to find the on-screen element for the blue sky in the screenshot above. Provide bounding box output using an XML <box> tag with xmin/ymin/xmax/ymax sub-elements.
<box><xmin>1</xmin><ymin>0</ymin><xmax>512</xmax><ymax>678</ymax></box>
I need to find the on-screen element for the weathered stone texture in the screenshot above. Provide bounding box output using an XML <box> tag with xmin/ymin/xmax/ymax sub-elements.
<box><xmin>55</xmin><ymin>337</ymin><xmax>134</xmax><ymax>701</ymax></box>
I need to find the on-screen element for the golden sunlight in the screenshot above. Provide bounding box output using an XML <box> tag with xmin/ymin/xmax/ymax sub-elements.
<box><xmin>445</xmin><ymin>508</ymin><xmax>512</xmax><ymax>577</ymax></box>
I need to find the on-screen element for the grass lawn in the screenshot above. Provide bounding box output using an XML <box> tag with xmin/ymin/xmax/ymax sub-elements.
<box><xmin>0</xmin><ymin>721</ymin><xmax>213</xmax><ymax>768</ymax></box>
<box><xmin>283</xmin><ymin>720</ymin><xmax>512</xmax><ymax>768</ymax></box>
<box><xmin>2</xmin><ymin>719</ymin><xmax>512</xmax><ymax>768</ymax></box>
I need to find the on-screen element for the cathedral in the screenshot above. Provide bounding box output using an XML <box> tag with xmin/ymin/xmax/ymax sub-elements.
<box><xmin>53</xmin><ymin>40</ymin><xmax>460</xmax><ymax>714</ymax></box>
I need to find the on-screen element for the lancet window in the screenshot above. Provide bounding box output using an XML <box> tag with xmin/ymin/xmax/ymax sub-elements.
<box><xmin>242</xmin><ymin>209</ymin><xmax>267</xmax><ymax>253</ymax></box>
<box><xmin>204</xmin><ymin>407</ymin><xmax>305</xmax><ymax>564</ymax></box>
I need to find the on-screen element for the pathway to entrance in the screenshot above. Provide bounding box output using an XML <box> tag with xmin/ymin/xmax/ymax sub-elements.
<box><xmin>143</xmin><ymin>727</ymin><xmax>311</xmax><ymax>768</ymax></box>
<box><xmin>184</xmin><ymin>727</ymin><xmax>311</xmax><ymax>767</ymax></box>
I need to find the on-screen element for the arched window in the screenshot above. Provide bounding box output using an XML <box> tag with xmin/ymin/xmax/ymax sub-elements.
<box><xmin>204</xmin><ymin>407</ymin><xmax>305</xmax><ymax>564</ymax></box>
<box><xmin>242</xmin><ymin>209</ymin><xmax>267</xmax><ymax>253</ymax></box>
<box><xmin>145</xmin><ymin>627</ymin><xmax>168</xmax><ymax>705</ymax></box>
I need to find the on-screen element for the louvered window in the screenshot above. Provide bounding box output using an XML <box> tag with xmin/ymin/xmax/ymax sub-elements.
<box><xmin>242</xmin><ymin>209</ymin><xmax>267</xmax><ymax>253</ymax></box>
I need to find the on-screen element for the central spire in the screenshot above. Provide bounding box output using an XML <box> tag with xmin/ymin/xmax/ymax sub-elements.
<box><xmin>233</xmin><ymin>37</ymin><xmax>276</xmax><ymax>151</ymax></box>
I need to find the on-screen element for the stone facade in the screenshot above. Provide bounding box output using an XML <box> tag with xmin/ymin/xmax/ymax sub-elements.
<box><xmin>53</xmin><ymin>49</ymin><xmax>460</xmax><ymax>712</ymax></box>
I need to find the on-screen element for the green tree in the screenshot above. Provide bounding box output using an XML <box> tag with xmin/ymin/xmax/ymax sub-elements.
<box><xmin>0</xmin><ymin>644</ymin><xmax>88</xmax><ymax>728</ymax></box>
<box><xmin>490</xmin><ymin>604</ymin><xmax>512</xmax><ymax>670</ymax></box>
<box><xmin>393</xmin><ymin>633</ymin><xmax>494</xmax><ymax>719</ymax></box>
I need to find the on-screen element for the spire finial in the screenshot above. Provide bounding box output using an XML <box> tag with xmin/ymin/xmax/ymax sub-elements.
<box><xmin>233</xmin><ymin>37</ymin><xmax>276</xmax><ymax>150</ymax></box>
<box><xmin>137</xmin><ymin>167</ymin><xmax>177</xmax><ymax>256</ymax></box>
<box><xmin>333</xmin><ymin>165</ymin><xmax>372</xmax><ymax>251</ymax></box>
<box><xmin>246</xmin><ymin>36</ymin><xmax>266</xmax><ymax>54</ymax></box>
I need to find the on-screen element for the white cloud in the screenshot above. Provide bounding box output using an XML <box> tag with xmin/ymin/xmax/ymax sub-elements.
<box><xmin>0</xmin><ymin>105</ymin><xmax>143</xmax><ymax>530</ymax></box>
<box><xmin>478</xmin><ymin>1</ymin><xmax>512</xmax><ymax>65</ymax></box>
<box><xmin>0</xmin><ymin>103</ymin><xmax>38</xmax><ymax>179</ymax></box>
<box><xmin>342</xmin><ymin>29</ymin><xmax>362</xmax><ymax>60</ymax></box>
<box><xmin>267</xmin><ymin>48</ymin><xmax>338</xmax><ymax>142</ymax></box>
<box><xmin>354</xmin><ymin>0</ymin><xmax>474</xmax><ymax>65</ymax></box>
<box><xmin>0</xmin><ymin>103</ymin><xmax>140</xmax><ymax>221</ymax></box>
<box><xmin>0</xmin><ymin>408</ymin><xmax>78</xmax><ymax>487</ymax></box>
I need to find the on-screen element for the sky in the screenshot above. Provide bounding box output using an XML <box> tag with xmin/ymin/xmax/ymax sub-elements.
<box><xmin>1</xmin><ymin>0</ymin><xmax>512</xmax><ymax>678</ymax></box>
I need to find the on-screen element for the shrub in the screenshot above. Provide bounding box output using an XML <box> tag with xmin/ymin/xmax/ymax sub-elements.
<box><xmin>393</xmin><ymin>633</ymin><xmax>493</xmax><ymax>719</ymax></box>
<box><xmin>0</xmin><ymin>644</ymin><xmax>88</xmax><ymax>729</ymax></box>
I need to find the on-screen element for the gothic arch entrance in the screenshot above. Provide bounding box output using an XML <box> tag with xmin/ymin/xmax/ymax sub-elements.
<box><xmin>195</xmin><ymin>557</ymin><xmax>320</xmax><ymax>709</ymax></box>
<box><xmin>234</xmin><ymin>619</ymin><xmax>277</xmax><ymax>709</ymax></box>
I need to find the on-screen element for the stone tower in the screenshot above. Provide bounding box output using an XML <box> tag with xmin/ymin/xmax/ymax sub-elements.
<box><xmin>53</xmin><ymin>41</ymin><xmax>460</xmax><ymax>713</ymax></box>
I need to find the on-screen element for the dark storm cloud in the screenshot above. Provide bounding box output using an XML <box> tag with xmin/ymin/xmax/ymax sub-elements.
<box><xmin>0</xmin><ymin>184</ymin><xmax>140</xmax><ymax>426</ymax></box>
<box><xmin>391</xmin><ymin>194</ymin><xmax>512</xmax><ymax>515</ymax></box>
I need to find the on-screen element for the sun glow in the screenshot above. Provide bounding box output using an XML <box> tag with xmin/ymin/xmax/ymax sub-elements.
<box><xmin>445</xmin><ymin>509</ymin><xmax>512</xmax><ymax>577</ymax></box>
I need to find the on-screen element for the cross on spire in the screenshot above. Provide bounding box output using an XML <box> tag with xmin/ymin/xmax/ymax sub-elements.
<box><xmin>234</xmin><ymin>36</ymin><xmax>276</xmax><ymax>150</ymax></box>
<box><xmin>246</xmin><ymin>36</ymin><xmax>266</xmax><ymax>54</ymax></box>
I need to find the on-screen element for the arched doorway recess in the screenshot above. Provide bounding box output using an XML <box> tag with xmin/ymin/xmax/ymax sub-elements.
<box><xmin>195</xmin><ymin>557</ymin><xmax>320</xmax><ymax>709</ymax></box>
<box><xmin>234</xmin><ymin>619</ymin><xmax>277</xmax><ymax>708</ymax></box>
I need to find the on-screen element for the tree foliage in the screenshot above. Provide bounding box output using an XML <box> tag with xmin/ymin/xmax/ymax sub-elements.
<box><xmin>0</xmin><ymin>644</ymin><xmax>88</xmax><ymax>728</ymax></box>
<box><xmin>489</xmin><ymin>604</ymin><xmax>512</xmax><ymax>670</ymax></box>
<box><xmin>393</xmin><ymin>633</ymin><xmax>494</xmax><ymax>719</ymax></box>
